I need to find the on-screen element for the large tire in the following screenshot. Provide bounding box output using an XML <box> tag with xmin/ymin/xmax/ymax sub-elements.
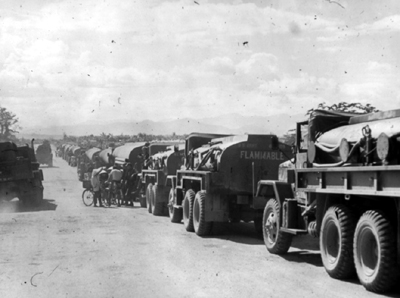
<box><xmin>140</xmin><ymin>194</ymin><xmax>147</xmax><ymax>208</ymax></box>
<box><xmin>193</xmin><ymin>191</ymin><xmax>213</xmax><ymax>236</ymax></box>
<box><xmin>320</xmin><ymin>205</ymin><xmax>356</xmax><ymax>279</ymax></box>
<box><xmin>182</xmin><ymin>189</ymin><xmax>195</xmax><ymax>232</ymax></box>
<box><xmin>152</xmin><ymin>185</ymin><xmax>165</xmax><ymax>216</ymax></box>
<box><xmin>146</xmin><ymin>183</ymin><xmax>153</xmax><ymax>214</ymax></box>
<box><xmin>168</xmin><ymin>189</ymin><xmax>182</xmax><ymax>223</ymax></box>
<box><xmin>254</xmin><ymin>216</ymin><xmax>263</xmax><ymax>235</ymax></box>
<box><xmin>262</xmin><ymin>199</ymin><xmax>292</xmax><ymax>254</ymax></box>
<box><xmin>354</xmin><ymin>210</ymin><xmax>398</xmax><ymax>293</ymax></box>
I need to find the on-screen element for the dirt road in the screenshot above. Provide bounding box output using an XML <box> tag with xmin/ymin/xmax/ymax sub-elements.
<box><xmin>0</xmin><ymin>157</ymin><xmax>398</xmax><ymax>298</ymax></box>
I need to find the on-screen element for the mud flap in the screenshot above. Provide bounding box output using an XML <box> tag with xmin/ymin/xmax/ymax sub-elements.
<box><xmin>204</xmin><ymin>193</ymin><xmax>229</xmax><ymax>222</ymax></box>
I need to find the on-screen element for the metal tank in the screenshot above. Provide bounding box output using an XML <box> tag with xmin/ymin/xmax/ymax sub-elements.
<box><xmin>172</xmin><ymin>133</ymin><xmax>292</xmax><ymax>236</ymax></box>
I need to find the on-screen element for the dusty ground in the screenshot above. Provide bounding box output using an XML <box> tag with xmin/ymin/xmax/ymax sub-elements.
<box><xmin>0</xmin><ymin>156</ymin><xmax>398</xmax><ymax>298</ymax></box>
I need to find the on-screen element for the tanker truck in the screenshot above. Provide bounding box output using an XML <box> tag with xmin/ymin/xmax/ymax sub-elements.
<box><xmin>35</xmin><ymin>140</ymin><xmax>53</xmax><ymax>167</ymax></box>
<box><xmin>0</xmin><ymin>140</ymin><xmax>44</xmax><ymax>205</ymax></box>
<box><xmin>109</xmin><ymin>142</ymin><xmax>147</xmax><ymax>205</ymax></box>
<box><xmin>173</xmin><ymin>134</ymin><xmax>292</xmax><ymax>236</ymax></box>
<box><xmin>137</xmin><ymin>141</ymin><xmax>185</xmax><ymax>209</ymax></box>
<box><xmin>141</xmin><ymin>143</ymin><xmax>185</xmax><ymax>216</ymax></box>
<box><xmin>256</xmin><ymin>109</ymin><xmax>400</xmax><ymax>293</ymax></box>
<box><xmin>167</xmin><ymin>133</ymin><xmax>231</xmax><ymax>223</ymax></box>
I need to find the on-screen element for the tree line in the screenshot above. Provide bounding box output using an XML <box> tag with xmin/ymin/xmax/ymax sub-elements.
<box><xmin>0</xmin><ymin>102</ymin><xmax>380</xmax><ymax>147</ymax></box>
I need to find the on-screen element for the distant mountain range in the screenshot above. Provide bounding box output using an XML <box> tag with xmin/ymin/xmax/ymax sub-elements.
<box><xmin>19</xmin><ymin>113</ymin><xmax>306</xmax><ymax>139</ymax></box>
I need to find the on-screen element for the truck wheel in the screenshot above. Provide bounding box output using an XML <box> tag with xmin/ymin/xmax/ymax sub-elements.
<box><xmin>254</xmin><ymin>216</ymin><xmax>262</xmax><ymax>235</ymax></box>
<box><xmin>193</xmin><ymin>191</ymin><xmax>213</xmax><ymax>236</ymax></box>
<box><xmin>146</xmin><ymin>183</ymin><xmax>153</xmax><ymax>214</ymax></box>
<box><xmin>183</xmin><ymin>189</ymin><xmax>195</xmax><ymax>232</ymax></box>
<box><xmin>168</xmin><ymin>189</ymin><xmax>182</xmax><ymax>223</ymax></box>
<box><xmin>263</xmin><ymin>199</ymin><xmax>292</xmax><ymax>254</ymax></box>
<box><xmin>153</xmin><ymin>185</ymin><xmax>164</xmax><ymax>216</ymax></box>
<box><xmin>140</xmin><ymin>194</ymin><xmax>147</xmax><ymax>208</ymax></box>
<box><xmin>354</xmin><ymin>210</ymin><xmax>398</xmax><ymax>293</ymax></box>
<box><xmin>320</xmin><ymin>205</ymin><xmax>356</xmax><ymax>279</ymax></box>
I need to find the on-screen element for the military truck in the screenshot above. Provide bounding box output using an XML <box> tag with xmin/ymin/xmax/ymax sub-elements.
<box><xmin>141</xmin><ymin>143</ymin><xmax>184</xmax><ymax>215</ymax></box>
<box><xmin>123</xmin><ymin>141</ymin><xmax>182</xmax><ymax>208</ymax></box>
<box><xmin>69</xmin><ymin>146</ymin><xmax>81</xmax><ymax>167</ymax></box>
<box><xmin>0</xmin><ymin>140</ymin><xmax>44</xmax><ymax>205</ymax></box>
<box><xmin>142</xmin><ymin>133</ymin><xmax>229</xmax><ymax>221</ymax></box>
<box><xmin>110</xmin><ymin>142</ymin><xmax>147</xmax><ymax>204</ymax></box>
<box><xmin>98</xmin><ymin>147</ymin><xmax>114</xmax><ymax>168</ymax></box>
<box><xmin>111</xmin><ymin>142</ymin><xmax>147</xmax><ymax>168</ymax></box>
<box><xmin>35</xmin><ymin>140</ymin><xmax>53</xmax><ymax>167</ymax></box>
<box><xmin>78</xmin><ymin>147</ymin><xmax>101</xmax><ymax>181</ymax></box>
<box><xmin>172</xmin><ymin>134</ymin><xmax>292</xmax><ymax>236</ymax></box>
<box><xmin>256</xmin><ymin>109</ymin><xmax>400</xmax><ymax>293</ymax></box>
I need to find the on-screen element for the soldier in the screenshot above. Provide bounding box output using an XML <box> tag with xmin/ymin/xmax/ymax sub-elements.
<box><xmin>107</xmin><ymin>164</ymin><xmax>124</xmax><ymax>207</ymax></box>
<box><xmin>122</xmin><ymin>162</ymin><xmax>137</xmax><ymax>206</ymax></box>
<box><xmin>94</xmin><ymin>156</ymin><xmax>102</xmax><ymax>169</ymax></box>
<box><xmin>91</xmin><ymin>167</ymin><xmax>105</xmax><ymax>207</ymax></box>
<box><xmin>78</xmin><ymin>152</ymin><xmax>87</xmax><ymax>181</ymax></box>
<box><xmin>140</xmin><ymin>143</ymin><xmax>150</xmax><ymax>169</ymax></box>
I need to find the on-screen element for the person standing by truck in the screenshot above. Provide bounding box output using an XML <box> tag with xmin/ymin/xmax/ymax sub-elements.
<box><xmin>107</xmin><ymin>164</ymin><xmax>124</xmax><ymax>207</ymax></box>
<box><xmin>91</xmin><ymin>167</ymin><xmax>105</xmax><ymax>207</ymax></box>
<box><xmin>122</xmin><ymin>162</ymin><xmax>137</xmax><ymax>206</ymax></box>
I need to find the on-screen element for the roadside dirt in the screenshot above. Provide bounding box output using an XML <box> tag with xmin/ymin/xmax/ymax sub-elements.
<box><xmin>0</xmin><ymin>157</ymin><xmax>398</xmax><ymax>298</ymax></box>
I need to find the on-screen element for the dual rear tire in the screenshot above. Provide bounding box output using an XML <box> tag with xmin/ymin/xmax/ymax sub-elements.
<box><xmin>320</xmin><ymin>205</ymin><xmax>398</xmax><ymax>293</ymax></box>
<box><xmin>146</xmin><ymin>183</ymin><xmax>153</xmax><ymax>214</ymax></box>
<box><xmin>193</xmin><ymin>191</ymin><xmax>213</xmax><ymax>236</ymax></box>
<box><xmin>183</xmin><ymin>189</ymin><xmax>195</xmax><ymax>232</ymax></box>
<box><xmin>168</xmin><ymin>189</ymin><xmax>182</xmax><ymax>223</ymax></box>
<box><xmin>183</xmin><ymin>189</ymin><xmax>213</xmax><ymax>236</ymax></box>
<box><xmin>152</xmin><ymin>185</ymin><xmax>168</xmax><ymax>216</ymax></box>
<box><xmin>320</xmin><ymin>205</ymin><xmax>356</xmax><ymax>279</ymax></box>
<box><xmin>263</xmin><ymin>199</ymin><xmax>398</xmax><ymax>293</ymax></box>
<box><xmin>353</xmin><ymin>210</ymin><xmax>398</xmax><ymax>293</ymax></box>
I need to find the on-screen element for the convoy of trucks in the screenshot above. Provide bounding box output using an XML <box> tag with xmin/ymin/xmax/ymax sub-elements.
<box><xmin>7</xmin><ymin>107</ymin><xmax>400</xmax><ymax>294</ymax></box>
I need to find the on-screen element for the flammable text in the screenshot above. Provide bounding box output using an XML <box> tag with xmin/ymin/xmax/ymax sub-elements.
<box><xmin>240</xmin><ymin>151</ymin><xmax>285</xmax><ymax>160</ymax></box>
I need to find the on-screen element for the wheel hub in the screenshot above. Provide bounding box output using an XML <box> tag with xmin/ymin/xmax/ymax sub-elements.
<box><xmin>265</xmin><ymin>212</ymin><xmax>277</xmax><ymax>242</ymax></box>
<box><xmin>358</xmin><ymin>227</ymin><xmax>378</xmax><ymax>277</ymax></box>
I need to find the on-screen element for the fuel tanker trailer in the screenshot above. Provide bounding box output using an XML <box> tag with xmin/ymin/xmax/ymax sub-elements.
<box><xmin>84</xmin><ymin>147</ymin><xmax>101</xmax><ymax>164</ymax></box>
<box><xmin>0</xmin><ymin>140</ymin><xmax>44</xmax><ymax>205</ymax></box>
<box><xmin>110</xmin><ymin>142</ymin><xmax>147</xmax><ymax>168</ymax></box>
<box><xmin>139</xmin><ymin>141</ymin><xmax>185</xmax><ymax>209</ymax></box>
<box><xmin>257</xmin><ymin>109</ymin><xmax>400</xmax><ymax>293</ymax></box>
<box><xmin>35</xmin><ymin>140</ymin><xmax>53</xmax><ymax>167</ymax></box>
<box><xmin>141</xmin><ymin>143</ymin><xmax>184</xmax><ymax>216</ymax></box>
<box><xmin>174</xmin><ymin>134</ymin><xmax>292</xmax><ymax>237</ymax></box>
<box><xmin>110</xmin><ymin>142</ymin><xmax>147</xmax><ymax>204</ymax></box>
<box><xmin>78</xmin><ymin>147</ymin><xmax>101</xmax><ymax>181</ymax></box>
<box><xmin>162</xmin><ymin>133</ymin><xmax>230</xmax><ymax>223</ymax></box>
<box><xmin>98</xmin><ymin>147</ymin><xmax>114</xmax><ymax>168</ymax></box>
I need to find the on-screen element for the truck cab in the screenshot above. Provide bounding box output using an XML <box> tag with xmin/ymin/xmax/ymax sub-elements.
<box><xmin>257</xmin><ymin>109</ymin><xmax>400</xmax><ymax>293</ymax></box>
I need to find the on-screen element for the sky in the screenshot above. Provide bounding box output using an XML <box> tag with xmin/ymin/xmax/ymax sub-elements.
<box><xmin>0</xmin><ymin>0</ymin><xmax>400</xmax><ymax>131</ymax></box>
